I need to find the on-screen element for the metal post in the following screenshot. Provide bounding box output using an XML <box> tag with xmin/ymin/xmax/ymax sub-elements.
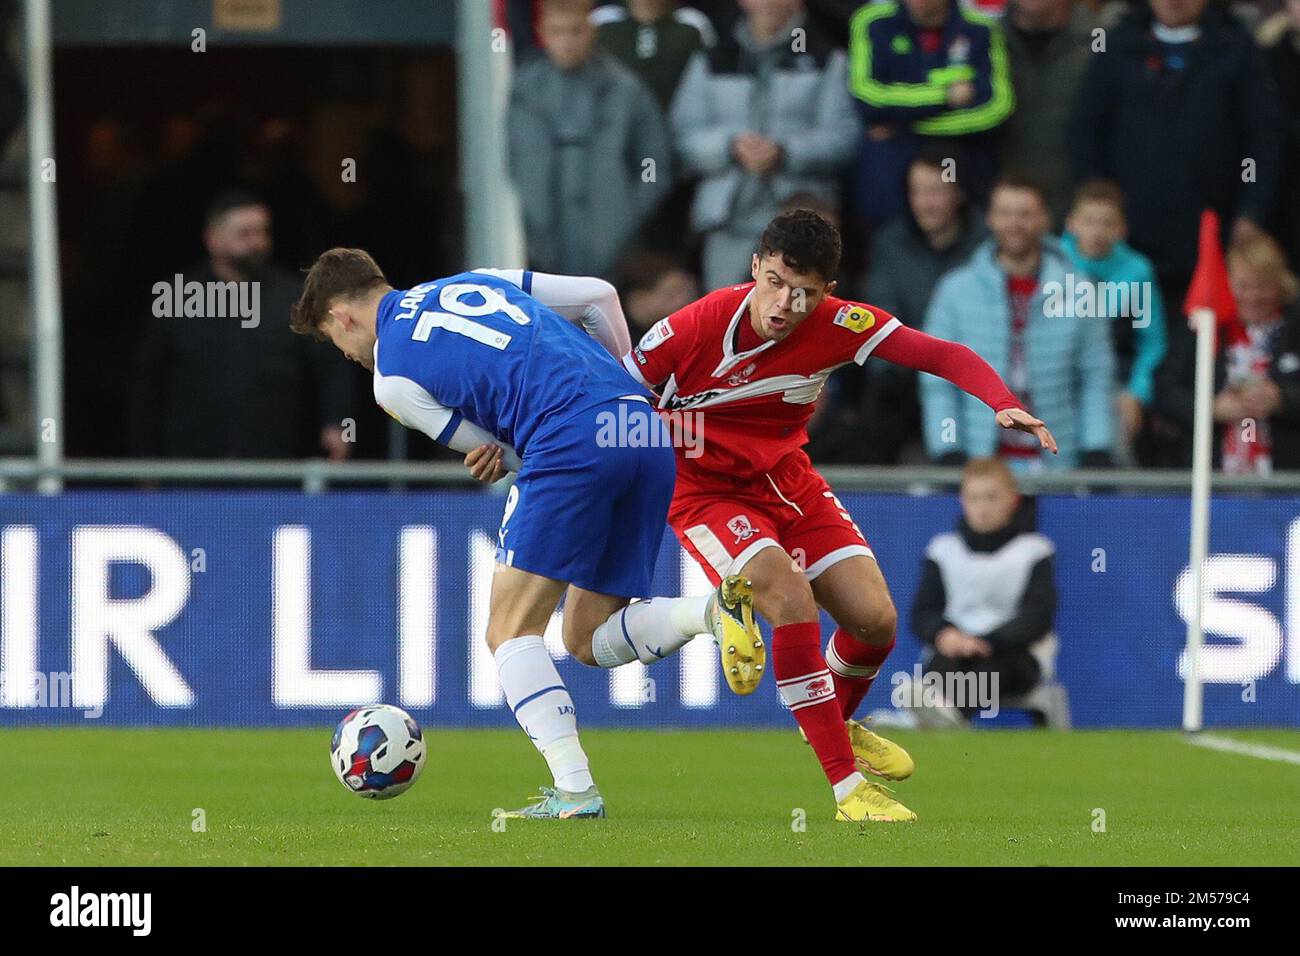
<box><xmin>24</xmin><ymin>0</ymin><xmax>62</xmax><ymax>494</ymax></box>
<box><xmin>456</xmin><ymin>0</ymin><xmax>524</xmax><ymax>270</ymax></box>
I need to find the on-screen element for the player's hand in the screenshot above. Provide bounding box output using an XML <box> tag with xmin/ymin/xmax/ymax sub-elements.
<box><xmin>1241</xmin><ymin>378</ymin><xmax>1282</xmax><ymax>418</ymax></box>
<box><xmin>465</xmin><ymin>443</ymin><xmax>507</xmax><ymax>483</ymax></box>
<box><xmin>320</xmin><ymin>425</ymin><xmax>350</xmax><ymax>462</ymax></box>
<box><xmin>996</xmin><ymin>408</ymin><xmax>1057</xmax><ymax>455</ymax></box>
<box><xmin>936</xmin><ymin>626</ymin><xmax>980</xmax><ymax>658</ymax></box>
<box><xmin>1117</xmin><ymin>391</ymin><xmax>1144</xmax><ymax>441</ymax></box>
<box><xmin>946</xmin><ymin>81</ymin><xmax>975</xmax><ymax>107</ymax></box>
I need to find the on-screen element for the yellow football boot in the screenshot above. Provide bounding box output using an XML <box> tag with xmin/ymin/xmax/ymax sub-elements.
<box><xmin>835</xmin><ymin>778</ymin><xmax>917</xmax><ymax>823</ymax></box>
<box><xmin>706</xmin><ymin>575</ymin><xmax>765</xmax><ymax>695</ymax></box>
<box><xmin>798</xmin><ymin>718</ymin><xmax>915</xmax><ymax>780</ymax></box>
<box><xmin>847</xmin><ymin>718</ymin><xmax>915</xmax><ymax>781</ymax></box>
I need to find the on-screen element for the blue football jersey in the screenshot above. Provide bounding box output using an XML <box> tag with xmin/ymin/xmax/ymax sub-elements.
<box><xmin>373</xmin><ymin>271</ymin><xmax>646</xmax><ymax>456</ymax></box>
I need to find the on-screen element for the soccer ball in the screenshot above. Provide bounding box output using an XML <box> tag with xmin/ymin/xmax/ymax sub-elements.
<box><xmin>330</xmin><ymin>704</ymin><xmax>426</xmax><ymax>799</ymax></box>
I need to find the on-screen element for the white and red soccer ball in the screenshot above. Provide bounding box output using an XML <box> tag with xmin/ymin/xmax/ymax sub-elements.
<box><xmin>330</xmin><ymin>704</ymin><xmax>426</xmax><ymax>799</ymax></box>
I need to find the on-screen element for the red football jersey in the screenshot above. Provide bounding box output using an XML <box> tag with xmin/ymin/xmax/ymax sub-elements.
<box><xmin>621</xmin><ymin>283</ymin><xmax>901</xmax><ymax>481</ymax></box>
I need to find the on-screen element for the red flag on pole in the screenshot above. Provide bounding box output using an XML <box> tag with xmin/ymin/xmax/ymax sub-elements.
<box><xmin>1183</xmin><ymin>209</ymin><xmax>1237</xmax><ymax>325</ymax></box>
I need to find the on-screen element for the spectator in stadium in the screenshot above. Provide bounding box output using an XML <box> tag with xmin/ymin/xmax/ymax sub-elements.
<box><xmin>593</xmin><ymin>0</ymin><xmax>710</xmax><ymax>109</ymax></box>
<box><xmin>1260</xmin><ymin>0</ymin><xmax>1300</xmax><ymax>267</ymax></box>
<box><xmin>1155</xmin><ymin>235</ymin><xmax>1300</xmax><ymax>472</ymax></box>
<box><xmin>910</xmin><ymin>457</ymin><xmax>1058</xmax><ymax>723</ymax></box>
<box><xmin>998</xmin><ymin>0</ymin><xmax>1099</xmax><ymax>227</ymax></box>
<box><xmin>921</xmin><ymin>176</ymin><xmax>1115</xmax><ymax>471</ymax></box>
<box><xmin>835</xmin><ymin>151</ymin><xmax>986</xmax><ymax>463</ymax></box>
<box><xmin>508</xmin><ymin>0</ymin><xmax>672</xmax><ymax>278</ymax></box>
<box><xmin>846</xmin><ymin>0</ymin><xmax>1014</xmax><ymax>228</ymax></box>
<box><xmin>1061</xmin><ymin>180</ymin><xmax>1167</xmax><ymax>464</ymax></box>
<box><xmin>614</xmin><ymin>250</ymin><xmax>702</xmax><ymax>338</ymax></box>
<box><xmin>1070</xmin><ymin>0</ymin><xmax>1282</xmax><ymax>321</ymax></box>
<box><xmin>867</xmin><ymin>152</ymin><xmax>986</xmax><ymax>329</ymax></box>
<box><xmin>593</xmin><ymin>2</ymin><xmax>708</xmax><ymax>258</ymax></box>
<box><xmin>129</xmin><ymin>190</ymin><xmax>357</xmax><ymax>460</ymax></box>
<box><xmin>671</xmin><ymin>0</ymin><xmax>859</xmax><ymax>290</ymax></box>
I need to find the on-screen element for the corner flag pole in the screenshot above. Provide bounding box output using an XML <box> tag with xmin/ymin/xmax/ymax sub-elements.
<box><xmin>1181</xmin><ymin>210</ymin><xmax>1234</xmax><ymax>733</ymax></box>
<box><xmin>1183</xmin><ymin>305</ymin><xmax>1214</xmax><ymax>733</ymax></box>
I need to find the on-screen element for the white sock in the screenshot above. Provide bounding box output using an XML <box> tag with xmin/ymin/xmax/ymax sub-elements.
<box><xmin>494</xmin><ymin>635</ymin><xmax>594</xmax><ymax>792</ymax></box>
<box><xmin>590</xmin><ymin>596</ymin><xmax>711</xmax><ymax>668</ymax></box>
<box><xmin>832</xmin><ymin>771</ymin><xmax>867</xmax><ymax>803</ymax></box>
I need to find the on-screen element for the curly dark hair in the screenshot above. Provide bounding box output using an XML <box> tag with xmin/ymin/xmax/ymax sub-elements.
<box><xmin>756</xmin><ymin>208</ymin><xmax>842</xmax><ymax>282</ymax></box>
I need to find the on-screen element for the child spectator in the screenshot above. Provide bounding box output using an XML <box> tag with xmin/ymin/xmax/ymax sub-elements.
<box><xmin>1062</xmin><ymin>180</ymin><xmax>1167</xmax><ymax>464</ymax></box>
<box><xmin>911</xmin><ymin>458</ymin><xmax>1057</xmax><ymax>722</ymax></box>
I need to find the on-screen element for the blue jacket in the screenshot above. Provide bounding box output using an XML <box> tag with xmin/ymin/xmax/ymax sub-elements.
<box><xmin>1060</xmin><ymin>233</ymin><xmax>1167</xmax><ymax>407</ymax></box>
<box><xmin>921</xmin><ymin>238</ymin><xmax>1115</xmax><ymax>469</ymax></box>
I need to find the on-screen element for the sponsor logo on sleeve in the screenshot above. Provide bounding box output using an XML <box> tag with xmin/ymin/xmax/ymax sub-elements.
<box><xmin>638</xmin><ymin>318</ymin><xmax>674</xmax><ymax>352</ymax></box>
<box><xmin>833</xmin><ymin>305</ymin><xmax>876</xmax><ymax>334</ymax></box>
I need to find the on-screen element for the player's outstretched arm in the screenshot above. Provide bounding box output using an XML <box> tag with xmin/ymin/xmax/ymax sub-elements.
<box><xmin>872</xmin><ymin>323</ymin><xmax>1058</xmax><ymax>455</ymax></box>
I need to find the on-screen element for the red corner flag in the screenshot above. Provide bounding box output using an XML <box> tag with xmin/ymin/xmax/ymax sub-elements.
<box><xmin>1183</xmin><ymin>209</ymin><xmax>1237</xmax><ymax>325</ymax></box>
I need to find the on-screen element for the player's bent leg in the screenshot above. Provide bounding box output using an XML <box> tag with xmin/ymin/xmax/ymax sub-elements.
<box><xmin>486</xmin><ymin>564</ymin><xmax>604</xmax><ymax>820</ymax></box>
<box><xmin>740</xmin><ymin>543</ymin><xmax>820</xmax><ymax>626</ymax></box>
<box><xmin>811</xmin><ymin>555</ymin><xmax>914</xmax><ymax>782</ymax></box>
<box><xmin>737</xmin><ymin>547</ymin><xmax>869</xmax><ymax>802</ymax></box>
<box><xmin>574</xmin><ymin>583</ymin><xmax>764</xmax><ymax>694</ymax></box>
<box><xmin>484</xmin><ymin>562</ymin><xmax>568</xmax><ymax>652</ymax></box>
<box><xmin>563</xmin><ymin>587</ymin><xmax>631</xmax><ymax>665</ymax></box>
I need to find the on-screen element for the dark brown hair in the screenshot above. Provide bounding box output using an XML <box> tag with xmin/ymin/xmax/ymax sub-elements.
<box><xmin>290</xmin><ymin>247</ymin><xmax>389</xmax><ymax>340</ymax></box>
<box><xmin>990</xmin><ymin>173</ymin><xmax>1049</xmax><ymax>209</ymax></box>
<box><xmin>1071</xmin><ymin>179</ymin><xmax>1127</xmax><ymax>217</ymax></box>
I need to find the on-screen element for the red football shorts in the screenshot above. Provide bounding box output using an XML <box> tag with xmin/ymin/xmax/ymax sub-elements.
<box><xmin>669</xmin><ymin>452</ymin><xmax>873</xmax><ymax>586</ymax></box>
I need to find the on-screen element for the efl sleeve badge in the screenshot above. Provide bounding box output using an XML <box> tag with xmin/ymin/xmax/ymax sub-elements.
<box><xmin>833</xmin><ymin>305</ymin><xmax>876</xmax><ymax>334</ymax></box>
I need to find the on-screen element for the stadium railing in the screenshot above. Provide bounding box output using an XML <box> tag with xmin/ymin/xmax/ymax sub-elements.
<box><xmin>0</xmin><ymin>458</ymin><xmax>1296</xmax><ymax>493</ymax></box>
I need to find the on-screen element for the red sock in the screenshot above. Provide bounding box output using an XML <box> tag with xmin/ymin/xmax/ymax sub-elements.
<box><xmin>826</xmin><ymin>627</ymin><xmax>894</xmax><ymax>720</ymax></box>
<box><xmin>772</xmin><ymin>622</ymin><xmax>855</xmax><ymax>786</ymax></box>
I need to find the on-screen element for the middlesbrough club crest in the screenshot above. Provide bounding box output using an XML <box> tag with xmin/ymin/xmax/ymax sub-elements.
<box><xmin>726</xmin><ymin>514</ymin><xmax>757</xmax><ymax>543</ymax></box>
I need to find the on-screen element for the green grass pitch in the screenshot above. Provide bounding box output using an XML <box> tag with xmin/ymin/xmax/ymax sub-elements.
<box><xmin>2</xmin><ymin>727</ymin><xmax>1297</xmax><ymax>866</ymax></box>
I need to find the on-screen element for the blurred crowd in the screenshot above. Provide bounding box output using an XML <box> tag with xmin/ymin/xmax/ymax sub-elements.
<box><xmin>4</xmin><ymin>0</ymin><xmax>1299</xmax><ymax>473</ymax></box>
<box><xmin>505</xmin><ymin>0</ymin><xmax>1300</xmax><ymax>474</ymax></box>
